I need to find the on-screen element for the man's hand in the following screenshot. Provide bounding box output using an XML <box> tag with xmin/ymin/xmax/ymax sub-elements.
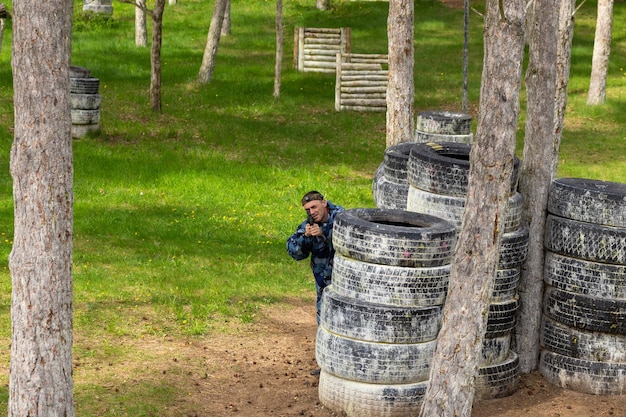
<box><xmin>305</xmin><ymin>223</ymin><xmax>323</xmax><ymax>237</ymax></box>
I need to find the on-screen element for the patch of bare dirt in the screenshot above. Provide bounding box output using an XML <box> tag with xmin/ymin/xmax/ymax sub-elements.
<box><xmin>76</xmin><ymin>298</ymin><xmax>626</xmax><ymax>416</ymax></box>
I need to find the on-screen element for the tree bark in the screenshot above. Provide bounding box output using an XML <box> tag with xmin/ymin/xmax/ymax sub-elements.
<box><xmin>9</xmin><ymin>0</ymin><xmax>75</xmax><ymax>413</ymax></box>
<box><xmin>273</xmin><ymin>0</ymin><xmax>283</xmax><ymax>99</ymax></box>
<box><xmin>150</xmin><ymin>0</ymin><xmax>165</xmax><ymax>112</ymax></box>
<box><xmin>418</xmin><ymin>0</ymin><xmax>525</xmax><ymax>414</ymax></box>
<box><xmin>198</xmin><ymin>0</ymin><xmax>228</xmax><ymax>84</ymax></box>
<box><xmin>221</xmin><ymin>0</ymin><xmax>231</xmax><ymax>37</ymax></box>
<box><xmin>587</xmin><ymin>0</ymin><xmax>613</xmax><ymax>105</ymax></box>
<box><xmin>386</xmin><ymin>0</ymin><xmax>414</xmax><ymax>148</ymax></box>
<box><xmin>516</xmin><ymin>0</ymin><xmax>560</xmax><ymax>374</ymax></box>
<box><xmin>135</xmin><ymin>0</ymin><xmax>147</xmax><ymax>47</ymax></box>
<box><xmin>316</xmin><ymin>0</ymin><xmax>330</xmax><ymax>10</ymax></box>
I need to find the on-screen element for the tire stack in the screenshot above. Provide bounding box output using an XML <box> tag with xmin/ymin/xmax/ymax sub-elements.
<box><xmin>405</xmin><ymin>142</ymin><xmax>528</xmax><ymax>400</ymax></box>
<box><xmin>70</xmin><ymin>65</ymin><xmax>101</xmax><ymax>138</ymax></box>
<box><xmin>414</xmin><ymin>110</ymin><xmax>473</xmax><ymax>144</ymax></box>
<box><xmin>317</xmin><ymin>208</ymin><xmax>457</xmax><ymax>416</ymax></box>
<box><xmin>372</xmin><ymin>111</ymin><xmax>474</xmax><ymax>210</ymax></box>
<box><xmin>540</xmin><ymin>177</ymin><xmax>626</xmax><ymax>395</ymax></box>
<box><xmin>83</xmin><ymin>0</ymin><xmax>113</xmax><ymax>14</ymax></box>
<box><xmin>372</xmin><ymin>142</ymin><xmax>415</xmax><ymax>210</ymax></box>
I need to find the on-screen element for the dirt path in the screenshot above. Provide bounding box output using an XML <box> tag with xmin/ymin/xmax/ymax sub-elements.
<box><xmin>93</xmin><ymin>298</ymin><xmax>626</xmax><ymax>416</ymax></box>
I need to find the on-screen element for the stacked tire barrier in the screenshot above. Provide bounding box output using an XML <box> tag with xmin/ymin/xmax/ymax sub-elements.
<box><xmin>372</xmin><ymin>142</ymin><xmax>414</xmax><ymax>210</ymax></box>
<box><xmin>372</xmin><ymin>112</ymin><xmax>474</xmax><ymax>210</ymax></box>
<box><xmin>70</xmin><ymin>65</ymin><xmax>101</xmax><ymax>138</ymax></box>
<box><xmin>83</xmin><ymin>0</ymin><xmax>113</xmax><ymax>14</ymax></box>
<box><xmin>317</xmin><ymin>208</ymin><xmax>457</xmax><ymax>416</ymax></box>
<box><xmin>406</xmin><ymin>142</ymin><xmax>528</xmax><ymax>400</ymax></box>
<box><xmin>414</xmin><ymin>110</ymin><xmax>473</xmax><ymax>144</ymax></box>
<box><xmin>540</xmin><ymin>177</ymin><xmax>626</xmax><ymax>395</ymax></box>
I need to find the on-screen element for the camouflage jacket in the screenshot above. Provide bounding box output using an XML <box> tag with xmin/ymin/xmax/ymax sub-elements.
<box><xmin>286</xmin><ymin>201</ymin><xmax>345</xmax><ymax>288</ymax></box>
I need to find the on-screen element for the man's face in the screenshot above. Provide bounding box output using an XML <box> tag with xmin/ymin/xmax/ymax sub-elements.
<box><xmin>303</xmin><ymin>199</ymin><xmax>328</xmax><ymax>223</ymax></box>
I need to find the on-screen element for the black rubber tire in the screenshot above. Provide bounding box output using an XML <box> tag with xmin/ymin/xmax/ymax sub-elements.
<box><xmin>475</xmin><ymin>351</ymin><xmax>520</xmax><ymax>400</ymax></box>
<box><xmin>70</xmin><ymin>65</ymin><xmax>91</xmax><ymax>78</ymax></box>
<box><xmin>481</xmin><ymin>334</ymin><xmax>512</xmax><ymax>366</ymax></box>
<box><xmin>539</xmin><ymin>349</ymin><xmax>626</xmax><ymax>395</ymax></box>
<box><xmin>548</xmin><ymin>177</ymin><xmax>626</xmax><ymax>228</ymax></box>
<box><xmin>71</xmin><ymin>123</ymin><xmax>99</xmax><ymax>138</ymax></box>
<box><xmin>486</xmin><ymin>298</ymin><xmax>518</xmax><ymax>338</ymax></box>
<box><xmin>491</xmin><ymin>268</ymin><xmax>521</xmax><ymax>302</ymax></box>
<box><xmin>372</xmin><ymin>170</ymin><xmax>409</xmax><ymax>210</ymax></box>
<box><xmin>70</xmin><ymin>77</ymin><xmax>100</xmax><ymax>94</ymax></box>
<box><xmin>543</xmin><ymin>285</ymin><xmax>626</xmax><ymax>335</ymax></box>
<box><xmin>540</xmin><ymin>315</ymin><xmax>626</xmax><ymax>363</ymax></box>
<box><xmin>416</xmin><ymin>110</ymin><xmax>472</xmax><ymax>135</ymax></box>
<box><xmin>414</xmin><ymin>130</ymin><xmax>474</xmax><ymax>144</ymax></box>
<box><xmin>331</xmin><ymin>253</ymin><xmax>450</xmax><ymax>307</ymax></box>
<box><xmin>406</xmin><ymin>186</ymin><xmax>523</xmax><ymax>234</ymax></box>
<box><xmin>320</xmin><ymin>288</ymin><xmax>442</xmax><ymax>343</ymax></box>
<box><xmin>544</xmin><ymin>214</ymin><xmax>626</xmax><ymax>265</ymax></box>
<box><xmin>498</xmin><ymin>225</ymin><xmax>529</xmax><ymax>269</ymax></box>
<box><xmin>332</xmin><ymin>208</ymin><xmax>457</xmax><ymax>268</ymax></box>
<box><xmin>544</xmin><ymin>251</ymin><xmax>626</xmax><ymax>299</ymax></box>
<box><xmin>71</xmin><ymin>93</ymin><xmax>102</xmax><ymax>110</ymax></box>
<box><xmin>71</xmin><ymin>109</ymin><xmax>100</xmax><ymax>125</ymax></box>
<box><xmin>407</xmin><ymin>142</ymin><xmax>520</xmax><ymax>197</ymax></box>
<box><xmin>318</xmin><ymin>370</ymin><xmax>427</xmax><ymax>417</ymax></box>
<box><xmin>383</xmin><ymin>142</ymin><xmax>417</xmax><ymax>183</ymax></box>
<box><xmin>315</xmin><ymin>326</ymin><xmax>436</xmax><ymax>384</ymax></box>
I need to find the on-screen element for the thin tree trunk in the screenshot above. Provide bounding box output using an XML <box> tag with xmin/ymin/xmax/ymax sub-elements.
<box><xmin>386</xmin><ymin>0</ymin><xmax>414</xmax><ymax>148</ymax></box>
<box><xmin>419</xmin><ymin>0</ymin><xmax>526</xmax><ymax>414</ymax></box>
<box><xmin>135</xmin><ymin>0</ymin><xmax>147</xmax><ymax>47</ymax></box>
<box><xmin>587</xmin><ymin>0</ymin><xmax>613</xmax><ymax>105</ymax></box>
<box><xmin>0</xmin><ymin>19</ymin><xmax>5</xmax><ymax>55</ymax></box>
<box><xmin>10</xmin><ymin>0</ymin><xmax>75</xmax><ymax>413</ymax></box>
<box><xmin>316</xmin><ymin>0</ymin><xmax>330</xmax><ymax>10</ymax></box>
<box><xmin>221</xmin><ymin>0</ymin><xmax>231</xmax><ymax>37</ymax></box>
<box><xmin>150</xmin><ymin>0</ymin><xmax>165</xmax><ymax>112</ymax></box>
<box><xmin>198</xmin><ymin>0</ymin><xmax>228</xmax><ymax>84</ymax></box>
<box><xmin>462</xmin><ymin>0</ymin><xmax>469</xmax><ymax>113</ymax></box>
<box><xmin>516</xmin><ymin>0</ymin><xmax>559</xmax><ymax>374</ymax></box>
<box><xmin>273</xmin><ymin>0</ymin><xmax>283</xmax><ymax>99</ymax></box>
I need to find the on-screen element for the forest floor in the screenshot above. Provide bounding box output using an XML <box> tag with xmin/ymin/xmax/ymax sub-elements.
<box><xmin>87</xmin><ymin>298</ymin><xmax>626</xmax><ymax>417</ymax></box>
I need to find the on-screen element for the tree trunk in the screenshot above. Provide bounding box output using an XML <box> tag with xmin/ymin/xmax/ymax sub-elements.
<box><xmin>9</xmin><ymin>0</ymin><xmax>75</xmax><ymax>413</ymax></box>
<box><xmin>515</xmin><ymin>0</ymin><xmax>560</xmax><ymax>374</ymax></box>
<box><xmin>221</xmin><ymin>0</ymin><xmax>231</xmax><ymax>37</ymax></box>
<box><xmin>386</xmin><ymin>0</ymin><xmax>414</xmax><ymax>148</ymax></box>
<box><xmin>273</xmin><ymin>0</ymin><xmax>283</xmax><ymax>99</ymax></box>
<box><xmin>150</xmin><ymin>0</ymin><xmax>165</xmax><ymax>112</ymax></box>
<box><xmin>587</xmin><ymin>0</ymin><xmax>613</xmax><ymax>105</ymax></box>
<box><xmin>198</xmin><ymin>0</ymin><xmax>228</xmax><ymax>84</ymax></box>
<box><xmin>135</xmin><ymin>0</ymin><xmax>147</xmax><ymax>47</ymax></box>
<box><xmin>418</xmin><ymin>0</ymin><xmax>526</xmax><ymax>414</ymax></box>
<box><xmin>462</xmin><ymin>0</ymin><xmax>469</xmax><ymax>113</ymax></box>
<box><xmin>316</xmin><ymin>0</ymin><xmax>330</xmax><ymax>10</ymax></box>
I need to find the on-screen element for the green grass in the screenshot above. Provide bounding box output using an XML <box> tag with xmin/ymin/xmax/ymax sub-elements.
<box><xmin>0</xmin><ymin>0</ymin><xmax>625</xmax><ymax>414</ymax></box>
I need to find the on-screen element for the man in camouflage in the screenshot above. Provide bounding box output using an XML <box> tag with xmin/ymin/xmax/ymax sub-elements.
<box><xmin>286</xmin><ymin>191</ymin><xmax>345</xmax><ymax>325</ymax></box>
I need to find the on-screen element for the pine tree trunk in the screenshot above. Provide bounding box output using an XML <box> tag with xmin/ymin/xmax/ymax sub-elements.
<box><xmin>198</xmin><ymin>0</ymin><xmax>228</xmax><ymax>84</ymax></box>
<box><xmin>316</xmin><ymin>0</ymin><xmax>330</xmax><ymax>10</ymax></box>
<box><xmin>516</xmin><ymin>0</ymin><xmax>560</xmax><ymax>374</ymax></box>
<box><xmin>9</xmin><ymin>0</ymin><xmax>75</xmax><ymax>413</ymax></box>
<box><xmin>135</xmin><ymin>0</ymin><xmax>147</xmax><ymax>47</ymax></box>
<box><xmin>587</xmin><ymin>0</ymin><xmax>613</xmax><ymax>105</ymax></box>
<box><xmin>386</xmin><ymin>0</ymin><xmax>414</xmax><ymax>148</ymax></box>
<box><xmin>418</xmin><ymin>0</ymin><xmax>525</xmax><ymax>414</ymax></box>
<box><xmin>273</xmin><ymin>0</ymin><xmax>283</xmax><ymax>99</ymax></box>
<box><xmin>221</xmin><ymin>0</ymin><xmax>231</xmax><ymax>37</ymax></box>
<box><xmin>150</xmin><ymin>0</ymin><xmax>165</xmax><ymax>112</ymax></box>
